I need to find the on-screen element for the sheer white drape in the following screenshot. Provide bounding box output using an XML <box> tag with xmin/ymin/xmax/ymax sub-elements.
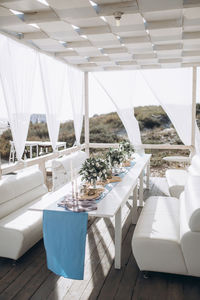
<box><xmin>117</xmin><ymin>108</ymin><xmax>142</xmax><ymax>152</ymax></box>
<box><xmin>140</xmin><ymin>68</ymin><xmax>200</xmax><ymax>152</ymax></box>
<box><xmin>39</xmin><ymin>53</ymin><xmax>67</xmax><ymax>151</ymax></box>
<box><xmin>67</xmin><ymin>65</ymin><xmax>84</xmax><ymax>146</ymax></box>
<box><xmin>93</xmin><ymin>71</ymin><xmax>143</xmax><ymax>151</ymax></box>
<box><xmin>0</xmin><ymin>34</ymin><xmax>37</xmax><ymax>160</ymax></box>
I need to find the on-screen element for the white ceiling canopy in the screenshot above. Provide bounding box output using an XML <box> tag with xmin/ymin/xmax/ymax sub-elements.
<box><xmin>0</xmin><ymin>0</ymin><xmax>200</xmax><ymax>71</ymax></box>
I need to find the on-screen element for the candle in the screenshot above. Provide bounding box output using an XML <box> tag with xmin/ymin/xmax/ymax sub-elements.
<box><xmin>70</xmin><ymin>160</ymin><xmax>74</xmax><ymax>198</ymax></box>
<box><xmin>70</xmin><ymin>160</ymin><xmax>73</xmax><ymax>182</ymax></box>
<box><xmin>75</xmin><ymin>169</ymin><xmax>78</xmax><ymax>197</ymax></box>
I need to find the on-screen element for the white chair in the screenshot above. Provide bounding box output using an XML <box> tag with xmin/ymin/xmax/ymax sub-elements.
<box><xmin>52</xmin><ymin>151</ymin><xmax>87</xmax><ymax>191</ymax></box>
<box><xmin>132</xmin><ymin>174</ymin><xmax>200</xmax><ymax>277</ymax></box>
<box><xmin>166</xmin><ymin>154</ymin><xmax>200</xmax><ymax>198</ymax></box>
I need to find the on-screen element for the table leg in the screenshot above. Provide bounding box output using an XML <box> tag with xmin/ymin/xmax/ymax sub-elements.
<box><xmin>30</xmin><ymin>146</ymin><xmax>33</xmax><ymax>159</ymax></box>
<box><xmin>115</xmin><ymin>207</ymin><xmax>122</xmax><ymax>269</ymax></box>
<box><xmin>146</xmin><ymin>160</ymin><xmax>150</xmax><ymax>189</ymax></box>
<box><xmin>139</xmin><ymin>172</ymin><xmax>144</xmax><ymax>207</ymax></box>
<box><xmin>132</xmin><ymin>186</ymin><xmax>138</xmax><ymax>225</ymax></box>
<box><xmin>36</xmin><ymin>145</ymin><xmax>39</xmax><ymax>157</ymax></box>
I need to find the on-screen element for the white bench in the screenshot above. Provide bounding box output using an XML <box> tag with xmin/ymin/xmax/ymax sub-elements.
<box><xmin>132</xmin><ymin>174</ymin><xmax>200</xmax><ymax>277</ymax></box>
<box><xmin>166</xmin><ymin>154</ymin><xmax>200</xmax><ymax>198</ymax></box>
<box><xmin>52</xmin><ymin>151</ymin><xmax>87</xmax><ymax>191</ymax></box>
<box><xmin>0</xmin><ymin>168</ymin><xmax>48</xmax><ymax>260</ymax></box>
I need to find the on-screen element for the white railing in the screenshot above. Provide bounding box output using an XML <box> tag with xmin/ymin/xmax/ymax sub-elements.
<box><xmin>0</xmin><ymin>142</ymin><xmax>193</xmax><ymax>182</ymax></box>
<box><xmin>89</xmin><ymin>143</ymin><xmax>193</xmax><ymax>150</ymax></box>
<box><xmin>0</xmin><ymin>144</ymin><xmax>85</xmax><ymax>181</ymax></box>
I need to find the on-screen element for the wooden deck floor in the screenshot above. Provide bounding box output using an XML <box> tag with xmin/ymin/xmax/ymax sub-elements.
<box><xmin>1</xmin><ymin>177</ymin><xmax>200</xmax><ymax>300</ymax></box>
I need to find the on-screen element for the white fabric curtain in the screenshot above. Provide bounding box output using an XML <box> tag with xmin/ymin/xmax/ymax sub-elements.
<box><xmin>93</xmin><ymin>71</ymin><xmax>143</xmax><ymax>152</ymax></box>
<box><xmin>67</xmin><ymin>65</ymin><xmax>84</xmax><ymax>146</ymax></box>
<box><xmin>39</xmin><ymin>53</ymin><xmax>67</xmax><ymax>151</ymax></box>
<box><xmin>0</xmin><ymin>34</ymin><xmax>37</xmax><ymax>160</ymax></box>
<box><xmin>139</xmin><ymin>68</ymin><xmax>200</xmax><ymax>152</ymax></box>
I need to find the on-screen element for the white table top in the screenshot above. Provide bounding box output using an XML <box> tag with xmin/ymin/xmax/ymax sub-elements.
<box><xmin>38</xmin><ymin>141</ymin><xmax>66</xmax><ymax>147</ymax></box>
<box><xmin>10</xmin><ymin>141</ymin><xmax>39</xmax><ymax>146</ymax></box>
<box><xmin>29</xmin><ymin>154</ymin><xmax>151</xmax><ymax>218</ymax></box>
<box><xmin>10</xmin><ymin>141</ymin><xmax>66</xmax><ymax>147</ymax></box>
<box><xmin>163</xmin><ymin>156</ymin><xmax>190</xmax><ymax>163</ymax></box>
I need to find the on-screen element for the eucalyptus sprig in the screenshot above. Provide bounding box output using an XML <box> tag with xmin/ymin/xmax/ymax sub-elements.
<box><xmin>79</xmin><ymin>157</ymin><xmax>109</xmax><ymax>184</ymax></box>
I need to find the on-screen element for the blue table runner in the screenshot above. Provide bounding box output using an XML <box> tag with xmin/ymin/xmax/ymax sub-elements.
<box><xmin>43</xmin><ymin>210</ymin><xmax>88</xmax><ymax>280</ymax></box>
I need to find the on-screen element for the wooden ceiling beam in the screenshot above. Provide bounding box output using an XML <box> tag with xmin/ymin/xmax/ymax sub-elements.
<box><xmin>147</xmin><ymin>19</ymin><xmax>182</xmax><ymax>30</ymax></box>
<box><xmin>23</xmin><ymin>11</ymin><xmax>59</xmax><ymax>24</ymax></box>
<box><xmin>23</xmin><ymin>31</ymin><xmax>48</xmax><ymax>39</ymax></box>
<box><xmin>97</xmin><ymin>1</ymin><xmax>138</xmax><ymax>16</ymax></box>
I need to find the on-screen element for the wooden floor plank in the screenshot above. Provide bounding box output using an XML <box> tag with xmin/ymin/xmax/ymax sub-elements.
<box><xmin>14</xmin><ymin>263</ymin><xmax>51</xmax><ymax>300</ymax></box>
<box><xmin>114</xmin><ymin>250</ymin><xmax>139</xmax><ymax>300</ymax></box>
<box><xmin>167</xmin><ymin>274</ymin><xmax>184</xmax><ymax>300</ymax></box>
<box><xmin>0</xmin><ymin>259</ymin><xmax>13</xmax><ymax>281</ymax></box>
<box><xmin>182</xmin><ymin>276</ymin><xmax>200</xmax><ymax>300</ymax></box>
<box><xmin>30</xmin><ymin>272</ymin><xmax>60</xmax><ymax>300</ymax></box>
<box><xmin>0</xmin><ymin>251</ymin><xmax>46</xmax><ymax>300</ymax></box>
<box><xmin>132</xmin><ymin>272</ymin><xmax>169</xmax><ymax>300</ymax></box>
<box><xmin>0</xmin><ymin>240</ymin><xmax>44</xmax><ymax>296</ymax></box>
<box><xmin>97</xmin><ymin>225</ymin><xmax>135</xmax><ymax>300</ymax></box>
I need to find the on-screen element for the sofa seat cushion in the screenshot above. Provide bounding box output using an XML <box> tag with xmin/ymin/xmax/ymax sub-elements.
<box><xmin>165</xmin><ymin>169</ymin><xmax>187</xmax><ymax>198</ymax></box>
<box><xmin>179</xmin><ymin>192</ymin><xmax>200</xmax><ymax>277</ymax></box>
<box><xmin>0</xmin><ymin>198</ymin><xmax>44</xmax><ymax>260</ymax></box>
<box><xmin>132</xmin><ymin>196</ymin><xmax>188</xmax><ymax>275</ymax></box>
<box><xmin>183</xmin><ymin>175</ymin><xmax>200</xmax><ymax>232</ymax></box>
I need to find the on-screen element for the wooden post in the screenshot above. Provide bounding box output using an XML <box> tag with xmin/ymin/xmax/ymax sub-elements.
<box><xmin>191</xmin><ymin>66</ymin><xmax>197</xmax><ymax>156</ymax></box>
<box><xmin>84</xmin><ymin>72</ymin><xmax>90</xmax><ymax>157</ymax></box>
<box><xmin>0</xmin><ymin>154</ymin><xmax>2</xmax><ymax>180</ymax></box>
<box><xmin>39</xmin><ymin>161</ymin><xmax>47</xmax><ymax>185</ymax></box>
<box><xmin>115</xmin><ymin>207</ymin><xmax>122</xmax><ymax>269</ymax></box>
<box><xmin>132</xmin><ymin>185</ymin><xmax>138</xmax><ymax>225</ymax></box>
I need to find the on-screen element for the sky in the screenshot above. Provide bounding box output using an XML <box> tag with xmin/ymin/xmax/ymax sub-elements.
<box><xmin>0</xmin><ymin>68</ymin><xmax>200</xmax><ymax>121</ymax></box>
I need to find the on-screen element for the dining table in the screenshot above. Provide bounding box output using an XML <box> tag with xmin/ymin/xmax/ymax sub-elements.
<box><xmin>29</xmin><ymin>153</ymin><xmax>151</xmax><ymax>269</ymax></box>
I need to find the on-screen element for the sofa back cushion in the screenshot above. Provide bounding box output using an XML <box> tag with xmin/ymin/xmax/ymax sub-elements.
<box><xmin>0</xmin><ymin>168</ymin><xmax>47</xmax><ymax>219</ymax></box>
<box><xmin>184</xmin><ymin>175</ymin><xmax>200</xmax><ymax>232</ymax></box>
<box><xmin>0</xmin><ymin>184</ymin><xmax>47</xmax><ymax>220</ymax></box>
<box><xmin>188</xmin><ymin>154</ymin><xmax>200</xmax><ymax>175</ymax></box>
<box><xmin>52</xmin><ymin>151</ymin><xmax>87</xmax><ymax>191</ymax></box>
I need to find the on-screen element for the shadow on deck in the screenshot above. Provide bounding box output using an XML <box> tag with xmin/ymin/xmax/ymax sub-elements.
<box><xmin>0</xmin><ymin>177</ymin><xmax>200</xmax><ymax>300</ymax></box>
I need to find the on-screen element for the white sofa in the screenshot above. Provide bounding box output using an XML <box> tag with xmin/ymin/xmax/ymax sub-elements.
<box><xmin>166</xmin><ymin>154</ymin><xmax>200</xmax><ymax>198</ymax></box>
<box><xmin>0</xmin><ymin>168</ymin><xmax>48</xmax><ymax>260</ymax></box>
<box><xmin>52</xmin><ymin>150</ymin><xmax>87</xmax><ymax>191</ymax></box>
<box><xmin>132</xmin><ymin>174</ymin><xmax>200</xmax><ymax>277</ymax></box>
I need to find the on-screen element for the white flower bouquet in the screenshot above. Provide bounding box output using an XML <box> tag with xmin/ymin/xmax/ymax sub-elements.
<box><xmin>79</xmin><ymin>157</ymin><xmax>109</xmax><ymax>186</ymax></box>
<box><xmin>119</xmin><ymin>140</ymin><xmax>134</xmax><ymax>159</ymax></box>
<box><xmin>106</xmin><ymin>147</ymin><xmax>125</xmax><ymax>168</ymax></box>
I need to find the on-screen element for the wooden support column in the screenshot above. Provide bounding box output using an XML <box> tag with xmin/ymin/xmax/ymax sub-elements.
<box><xmin>39</xmin><ymin>160</ymin><xmax>47</xmax><ymax>185</ymax></box>
<box><xmin>84</xmin><ymin>72</ymin><xmax>90</xmax><ymax>157</ymax></box>
<box><xmin>191</xmin><ymin>66</ymin><xmax>197</xmax><ymax>156</ymax></box>
<box><xmin>0</xmin><ymin>155</ymin><xmax>2</xmax><ymax>180</ymax></box>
